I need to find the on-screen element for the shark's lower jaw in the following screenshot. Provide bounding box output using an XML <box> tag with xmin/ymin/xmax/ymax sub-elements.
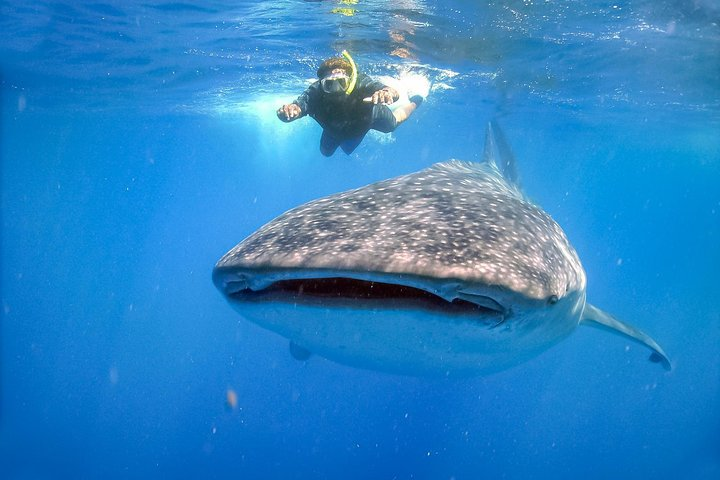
<box><xmin>220</xmin><ymin>276</ymin><xmax>573</xmax><ymax>377</ymax></box>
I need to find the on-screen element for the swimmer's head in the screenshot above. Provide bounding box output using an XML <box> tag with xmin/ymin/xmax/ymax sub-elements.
<box><xmin>317</xmin><ymin>57</ymin><xmax>352</xmax><ymax>78</ymax></box>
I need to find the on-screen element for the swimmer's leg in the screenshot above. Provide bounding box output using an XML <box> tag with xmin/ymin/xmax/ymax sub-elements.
<box><xmin>390</xmin><ymin>77</ymin><xmax>427</xmax><ymax>125</ymax></box>
<box><xmin>320</xmin><ymin>130</ymin><xmax>341</xmax><ymax>157</ymax></box>
<box><xmin>371</xmin><ymin>105</ymin><xmax>399</xmax><ymax>133</ymax></box>
<box><xmin>340</xmin><ymin>134</ymin><xmax>366</xmax><ymax>155</ymax></box>
<box><xmin>391</xmin><ymin>101</ymin><xmax>419</xmax><ymax>125</ymax></box>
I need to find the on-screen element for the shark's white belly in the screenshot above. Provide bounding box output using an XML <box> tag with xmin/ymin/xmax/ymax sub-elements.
<box><xmin>228</xmin><ymin>296</ymin><xmax>580</xmax><ymax>376</ymax></box>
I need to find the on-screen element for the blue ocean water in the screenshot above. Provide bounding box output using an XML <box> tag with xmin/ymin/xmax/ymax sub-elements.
<box><xmin>1</xmin><ymin>0</ymin><xmax>719</xmax><ymax>478</ymax></box>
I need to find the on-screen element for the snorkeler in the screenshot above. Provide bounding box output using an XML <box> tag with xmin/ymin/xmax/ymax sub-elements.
<box><xmin>276</xmin><ymin>51</ymin><xmax>426</xmax><ymax>156</ymax></box>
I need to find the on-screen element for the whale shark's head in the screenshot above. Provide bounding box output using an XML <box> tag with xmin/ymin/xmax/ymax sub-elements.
<box><xmin>213</xmin><ymin>123</ymin><xmax>669</xmax><ymax>375</ymax></box>
<box><xmin>213</xmin><ymin>156</ymin><xmax>588</xmax><ymax>375</ymax></box>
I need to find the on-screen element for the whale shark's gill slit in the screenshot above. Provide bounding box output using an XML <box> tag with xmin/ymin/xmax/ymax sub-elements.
<box><xmin>230</xmin><ymin>277</ymin><xmax>503</xmax><ymax>317</ymax></box>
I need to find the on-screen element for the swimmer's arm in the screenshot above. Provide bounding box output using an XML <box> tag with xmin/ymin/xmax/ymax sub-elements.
<box><xmin>355</xmin><ymin>74</ymin><xmax>397</xmax><ymax>104</ymax></box>
<box><xmin>356</xmin><ymin>75</ymin><xmax>398</xmax><ymax>104</ymax></box>
<box><xmin>277</xmin><ymin>83</ymin><xmax>317</xmax><ymax>122</ymax></box>
<box><xmin>277</xmin><ymin>103</ymin><xmax>303</xmax><ymax>122</ymax></box>
<box><xmin>364</xmin><ymin>86</ymin><xmax>399</xmax><ymax>105</ymax></box>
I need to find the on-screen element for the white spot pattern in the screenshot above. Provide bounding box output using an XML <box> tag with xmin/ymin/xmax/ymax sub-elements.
<box><xmin>216</xmin><ymin>161</ymin><xmax>586</xmax><ymax>300</ymax></box>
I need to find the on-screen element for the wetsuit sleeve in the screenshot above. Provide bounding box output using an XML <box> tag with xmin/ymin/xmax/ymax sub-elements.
<box><xmin>292</xmin><ymin>81</ymin><xmax>320</xmax><ymax>116</ymax></box>
<box><xmin>354</xmin><ymin>73</ymin><xmax>389</xmax><ymax>98</ymax></box>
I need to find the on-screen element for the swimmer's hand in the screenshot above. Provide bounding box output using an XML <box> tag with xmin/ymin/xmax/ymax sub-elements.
<box><xmin>363</xmin><ymin>87</ymin><xmax>399</xmax><ymax>105</ymax></box>
<box><xmin>277</xmin><ymin>103</ymin><xmax>302</xmax><ymax>122</ymax></box>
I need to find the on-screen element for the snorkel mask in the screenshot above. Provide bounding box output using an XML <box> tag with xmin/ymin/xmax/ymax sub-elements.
<box><xmin>320</xmin><ymin>72</ymin><xmax>351</xmax><ymax>94</ymax></box>
<box><xmin>319</xmin><ymin>50</ymin><xmax>358</xmax><ymax>95</ymax></box>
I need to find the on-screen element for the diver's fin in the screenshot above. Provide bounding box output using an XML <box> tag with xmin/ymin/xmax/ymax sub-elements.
<box><xmin>581</xmin><ymin>303</ymin><xmax>671</xmax><ymax>371</ymax></box>
<box><xmin>289</xmin><ymin>341</ymin><xmax>312</xmax><ymax>361</ymax></box>
<box><xmin>482</xmin><ymin>120</ymin><xmax>519</xmax><ymax>187</ymax></box>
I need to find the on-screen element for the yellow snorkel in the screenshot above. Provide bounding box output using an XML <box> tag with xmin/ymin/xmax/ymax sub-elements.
<box><xmin>341</xmin><ymin>50</ymin><xmax>357</xmax><ymax>95</ymax></box>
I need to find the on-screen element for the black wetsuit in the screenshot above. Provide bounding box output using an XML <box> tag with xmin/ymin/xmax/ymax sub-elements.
<box><xmin>292</xmin><ymin>73</ymin><xmax>398</xmax><ymax>155</ymax></box>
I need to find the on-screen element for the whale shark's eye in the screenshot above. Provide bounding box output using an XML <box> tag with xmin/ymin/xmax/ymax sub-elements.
<box><xmin>548</xmin><ymin>295</ymin><xmax>559</xmax><ymax>305</ymax></box>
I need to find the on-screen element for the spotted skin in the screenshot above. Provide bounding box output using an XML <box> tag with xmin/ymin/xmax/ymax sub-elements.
<box><xmin>216</xmin><ymin>160</ymin><xmax>585</xmax><ymax>302</ymax></box>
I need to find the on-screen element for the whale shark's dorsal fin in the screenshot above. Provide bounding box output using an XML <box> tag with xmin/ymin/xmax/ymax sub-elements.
<box><xmin>581</xmin><ymin>303</ymin><xmax>671</xmax><ymax>371</ymax></box>
<box><xmin>482</xmin><ymin>120</ymin><xmax>519</xmax><ymax>187</ymax></box>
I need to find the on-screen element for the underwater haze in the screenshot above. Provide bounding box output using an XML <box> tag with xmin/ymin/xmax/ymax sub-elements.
<box><xmin>1</xmin><ymin>0</ymin><xmax>719</xmax><ymax>479</ymax></box>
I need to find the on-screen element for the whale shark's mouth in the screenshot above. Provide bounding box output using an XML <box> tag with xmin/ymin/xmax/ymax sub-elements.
<box><xmin>226</xmin><ymin>277</ymin><xmax>503</xmax><ymax>317</ymax></box>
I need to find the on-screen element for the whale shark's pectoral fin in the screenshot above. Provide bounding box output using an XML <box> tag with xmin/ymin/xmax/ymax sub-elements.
<box><xmin>581</xmin><ymin>303</ymin><xmax>671</xmax><ymax>371</ymax></box>
<box><xmin>289</xmin><ymin>341</ymin><xmax>312</xmax><ymax>362</ymax></box>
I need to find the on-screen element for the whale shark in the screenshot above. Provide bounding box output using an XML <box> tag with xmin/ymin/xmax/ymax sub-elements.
<box><xmin>213</xmin><ymin>122</ymin><xmax>670</xmax><ymax>376</ymax></box>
